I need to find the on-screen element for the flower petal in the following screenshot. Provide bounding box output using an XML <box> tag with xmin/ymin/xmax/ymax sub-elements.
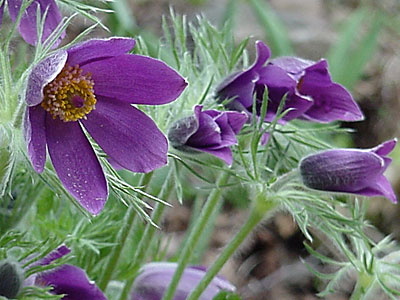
<box><xmin>252</xmin><ymin>40</ymin><xmax>271</xmax><ymax>69</ymax></box>
<box><xmin>197</xmin><ymin>147</ymin><xmax>233</xmax><ymax>165</ymax></box>
<box><xmin>8</xmin><ymin>0</ymin><xmax>64</xmax><ymax>47</ymax></box>
<box><xmin>187</xmin><ymin>106</ymin><xmax>221</xmax><ymax>147</ymax></box>
<box><xmin>257</xmin><ymin>64</ymin><xmax>297</xmax><ymax>89</ymax></box>
<box><xmin>214</xmin><ymin>41</ymin><xmax>270</xmax><ymax>109</ymax></box>
<box><xmin>0</xmin><ymin>1</ymin><xmax>4</xmax><ymax>26</ymax></box>
<box><xmin>24</xmin><ymin>106</ymin><xmax>47</xmax><ymax>173</ymax></box>
<box><xmin>66</xmin><ymin>37</ymin><xmax>136</xmax><ymax>67</ymax></box>
<box><xmin>82</xmin><ymin>98</ymin><xmax>168</xmax><ymax>173</ymax></box>
<box><xmin>300</xmin><ymin>150</ymin><xmax>384</xmax><ymax>193</ymax></box>
<box><xmin>371</xmin><ymin>138</ymin><xmax>397</xmax><ymax>156</ymax></box>
<box><xmin>45</xmin><ymin>117</ymin><xmax>107</xmax><ymax>215</ymax></box>
<box><xmin>217</xmin><ymin>72</ymin><xmax>257</xmax><ymax>108</ymax></box>
<box><xmin>35</xmin><ymin>264</ymin><xmax>106</xmax><ymax>300</ymax></box>
<box><xmin>131</xmin><ymin>262</ymin><xmax>235</xmax><ymax>300</ymax></box>
<box><xmin>82</xmin><ymin>54</ymin><xmax>187</xmax><ymax>105</ymax></box>
<box><xmin>222</xmin><ymin>111</ymin><xmax>248</xmax><ymax>135</ymax></box>
<box><xmin>270</xmin><ymin>56</ymin><xmax>314</xmax><ymax>76</ymax></box>
<box><xmin>358</xmin><ymin>176</ymin><xmax>398</xmax><ymax>203</ymax></box>
<box><xmin>25</xmin><ymin>50</ymin><xmax>67</xmax><ymax>106</ymax></box>
<box><xmin>301</xmin><ymin>83</ymin><xmax>364</xmax><ymax>122</ymax></box>
<box><xmin>37</xmin><ymin>245</ymin><xmax>71</xmax><ymax>266</ymax></box>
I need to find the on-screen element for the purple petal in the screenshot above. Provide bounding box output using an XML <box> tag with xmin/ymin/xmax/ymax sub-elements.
<box><xmin>25</xmin><ymin>50</ymin><xmax>67</xmax><ymax>106</ymax></box>
<box><xmin>270</xmin><ymin>56</ymin><xmax>314</xmax><ymax>77</ymax></box>
<box><xmin>8</xmin><ymin>0</ymin><xmax>64</xmax><ymax>47</ymax></box>
<box><xmin>198</xmin><ymin>146</ymin><xmax>233</xmax><ymax>165</ymax></box>
<box><xmin>35</xmin><ymin>264</ymin><xmax>106</xmax><ymax>300</ymax></box>
<box><xmin>217</xmin><ymin>72</ymin><xmax>257</xmax><ymax>108</ymax></box>
<box><xmin>264</xmin><ymin>91</ymin><xmax>312</xmax><ymax>123</ymax></box>
<box><xmin>82</xmin><ymin>54</ymin><xmax>187</xmax><ymax>105</ymax></box>
<box><xmin>66</xmin><ymin>37</ymin><xmax>136</xmax><ymax>67</ymax></box>
<box><xmin>216</xmin><ymin>41</ymin><xmax>271</xmax><ymax>108</ymax></box>
<box><xmin>131</xmin><ymin>262</ymin><xmax>235</xmax><ymax>300</ymax></box>
<box><xmin>188</xmin><ymin>106</ymin><xmax>222</xmax><ymax>147</ymax></box>
<box><xmin>257</xmin><ymin>65</ymin><xmax>297</xmax><ymax>89</ymax></box>
<box><xmin>35</xmin><ymin>246</ymin><xmax>71</xmax><ymax>266</ymax></box>
<box><xmin>45</xmin><ymin>117</ymin><xmax>107</xmax><ymax>215</ymax></box>
<box><xmin>301</xmin><ymin>83</ymin><xmax>364</xmax><ymax>122</ymax></box>
<box><xmin>358</xmin><ymin>176</ymin><xmax>398</xmax><ymax>203</ymax></box>
<box><xmin>0</xmin><ymin>1</ymin><xmax>4</xmax><ymax>26</ymax></box>
<box><xmin>300</xmin><ymin>150</ymin><xmax>384</xmax><ymax>193</ymax></box>
<box><xmin>299</xmin><ymin>60</ymin><xmax>332</xmax><ymax>88</ymax></box>
<box><xmin>82</xmin><ymin>97</ymin><xmax>168</xmax><ymax>173</ymax></box>
<box><xmin>210</xmin><ymin>112</ymin><xmax>237</xmax><ymax>146</ymax></box>
<box><xmin>24</xmin><ymin>106</ymin><xmax>47</xmax><ymax>173</ymax></box>
<box><xmin>252</xmin><ymin>40</ymin><xmax>271</xmax><ymax>70</ymax></box>
<box><xmin>220</xmin><ymin>111</ymin><xmax>248</xmax><ymax>135</ymax></box>
<box><xmin>371</xmin><ymin>139</ymin><xmax>397</xmax><ymax>156</ymax></box>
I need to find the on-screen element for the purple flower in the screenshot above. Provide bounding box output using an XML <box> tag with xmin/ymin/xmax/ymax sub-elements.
<box><xmin>299</xmin><ymin>139</ymin><xmax>398</xmax><ymax>203</ymax></box>
<box><xmin>27</xmin><ymin>246</ymin><xmax>107</xmax><ymax>300</ymax></box>
<box><xmin>216</xmin><ymin>41</ymin><xmax>363</xmax><ymax>123</ymax></box>
<box><xmin>24</xmin><ymin>37</ymin><xmax>187</xmax><ymax>215</ymax></box>
<box><xmin>1</xmin><ymin>0</ymin><xmax>65</xmax><ymax>47</ymax></box>
<box><xmin>130</xmin><ymin>262</ymin><xmax>236</xmax><ymax>300</ymax></box>
<box><xmin>168</xmin><ymin>105</ymin><xmax>247</xmax><ymax>165</ymax></box>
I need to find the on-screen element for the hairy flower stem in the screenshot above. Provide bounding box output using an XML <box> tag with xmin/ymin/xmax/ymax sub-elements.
<box><xmin>98</xmin><ymin>172</ymin><xmax>154</xmax><ymax>291</ymax></box>
<box><xmin>186</xmin><ymin>193</ymin><xmax>277</xmax><ymax>300</ymax></box>
<box><xmin>161</xmin><ymin>172</ymin><xmax>230</xmax><ymax>300</ymax></box>
<box><xmin>350</xmin><ymin>272</ymin><xmax>373</xmax><ymax>300</ymax></box>
<box><xmin>118</xmin><ymin>171</ymin><xmax>174</xmax><ymax>300</ymax></box>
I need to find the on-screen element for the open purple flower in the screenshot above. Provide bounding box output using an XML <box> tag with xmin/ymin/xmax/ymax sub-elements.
<box><xmin>299</xmin><ymin>139</ymin><xmax>397</xmax><ymax>203</ymax></box>
<box><xmin>131</xmin><ymin>262</ymin><xmax>236</xmax><ymax>300</ymax></box>
<box><xmin>24</xmin><ymin>37</ymin><xmax>187</xmax><ymax>215</ymax></box>
<box><xmin>168</xmin><ymin>105</ymin><xmax>247</xmax><ymax>165</ymax></box>
<box><xmin>1</xmin><ymin>0</ymin><xmax>64</xmax><ymax>47</ymax></box>
<box><xmin>216</xmin><ymin>41</ymin><xmax>363</xmax><ymax>124</ymax></box>
<box><xmin>27</xmin><ymin>246</ymin><xmax>106</xmax><ymax>300</ymax></box>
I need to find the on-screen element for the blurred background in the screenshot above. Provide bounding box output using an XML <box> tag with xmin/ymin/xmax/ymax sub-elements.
<box><xmin>71</xmin><ymin>0</ymin><xmax>400</xmax><ymax>299</ymax></box>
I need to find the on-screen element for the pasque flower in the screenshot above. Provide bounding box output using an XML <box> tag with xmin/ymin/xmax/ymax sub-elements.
<box><xmin>299</xmin><ymin>139</ymin><xmax>397</xmax><ymax>203</ymax></box>
<box><xmin>0</xmin><ymin>246</ymin><xmax>106</xmax><ymax>299</ymax></box>
<box><xmin>168</xmin><ymin>105</ymin><xmax>247</xmax><ymax>165</ymax></box>
<box><xmin>24</xmin><ymin>37</ymin><xmax>187</xmax><ymax>214</ymax></box>
<box><xmin>216</xmin><ymin>41</ymin><xmax>364</xmax><ymax>123</ymax></box>
<box><xmin>131</xmin><ymin>262</ymin><xmax>236</xmax><ymax>300</ymax></box>
<box><xmin>0</xmin><ymin>0</ymin><xmax>65</xmax><ymax>47</ymax></box>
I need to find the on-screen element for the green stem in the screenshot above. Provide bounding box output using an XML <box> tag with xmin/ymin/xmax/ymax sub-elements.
<box><xmin>118</xmin><ymin>172</ymin><xmax>174</xmax><ymax>300</ymax></box>
<box><xmin>186</xmin><ymin>197</ymin><xmax>277</xmax><ymax>300</ymax></box>
<box><xmin>161</xmin><ymin>172</ymin><xmax>230</xmax><ymax>300</ymax></box>
<box><xmin>350</xmin><ymin>272</ymin><xmax>373</xmax><ymax>300</ymax></box>
<box><xmin>98</xmin><ymin>172</ymin><xmax>153</xmax><ymax>291</ymax></box>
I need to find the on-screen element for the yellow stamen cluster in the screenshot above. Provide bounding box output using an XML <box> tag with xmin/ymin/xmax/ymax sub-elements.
<box><xmin>41</xmin><ymin>64</ymin><xmax>96</xmax><ymax>122</ymax></box>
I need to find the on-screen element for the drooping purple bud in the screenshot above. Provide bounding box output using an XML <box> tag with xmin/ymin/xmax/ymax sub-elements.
<box><xmin>131</xmin><ymin>262</ymin><xmax>236</xmax><ymax>300</ymax></box>
<box><xmin>168</xmin><ymin>105</ymin><xmax>247</xmax><ymax>165</ymax></box>
<box><xmin>299</xmin><ymin>139</ymin><xmax>397</xmax><ymax>203</ymax></box>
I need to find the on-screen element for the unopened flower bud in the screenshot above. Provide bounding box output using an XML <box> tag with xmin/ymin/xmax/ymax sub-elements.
<box><xmin>299</xmin><ymin>139</ymin><xmax>397</xmax><ymax>203</ymax></box>
<box><xmin>0</xmin><ymin>260</ymin><xmax>24</xmax><ymax>298</ymax></box>
<box><xmin>168</xmin><ymin>105</ymin><xmax>247</xmax><ymax>165</ymax></box>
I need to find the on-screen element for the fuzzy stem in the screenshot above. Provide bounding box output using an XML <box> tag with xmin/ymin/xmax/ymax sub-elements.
<box><xmin>118</xmin><ymin>171</ymin><xmax>174</xmax><ymax>300</ymax></box>
<box><xmin>161</xmin><ymin>172</ymin><xmax>230</xmax><ymax>300</ymax></box>
<box><xmin>98</xmin><ymin>172</ymin><xmax>153</xmax><ymax>291</ymax></box>
<box><xmin>186</xmin><ymin>195</ymin><xmax>277</xmax><ymax>300</ymax></box>
<box><xmin>350</xmin><ymin>271</ymin><xmax>373</xmax><ymax>300</ymax></box>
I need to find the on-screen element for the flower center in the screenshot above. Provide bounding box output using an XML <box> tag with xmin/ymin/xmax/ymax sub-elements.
<box><xmin>41</xmin><ymin>64</ymin><xmax>96</xmax><ymax>122</ymax></box>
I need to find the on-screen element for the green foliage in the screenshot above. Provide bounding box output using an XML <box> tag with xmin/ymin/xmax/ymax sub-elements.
<box><xmin>248</xmin><ymin>0</ymin><xmax>293</xmax><ymax>56</ymax></box>
<box><xmin>327</xmin><ymin>6</ymin><xmax>383</xmax><ymax>90</ymax></box>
